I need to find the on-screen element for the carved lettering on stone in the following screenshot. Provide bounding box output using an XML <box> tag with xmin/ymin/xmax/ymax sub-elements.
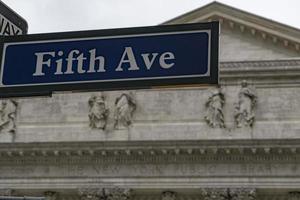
<box><xmin>88</xmin><ymin>94</ymin><xmax>109</xmax><ymax>130</ymax></box>
<box><xmin>44</xmin><ymin>191</ymin><xmax>59</xmax><ymax>200</ymax></box>
<box><xmin>114</xmin><ymin>93</ymin><xmax>136</xmax><ymax>129</ymax></box>
<box><xmin>0</xmin><ymin>99</ymin><xmax>17</xmax><ymax>134</ymax></box>
<box><xmin>205</xmin><ymin>87</ymin><xmax>225</xmax><ymax>128</ymax></box>
<box><xmin>161</xmin><ymin>191</ymin><xmax>177</xmax><ymax>200</ymax></box>
<box><xmin>234</xmin><ymin>80</ymin><xmax>257</xmax><ymax>128</ymax></box>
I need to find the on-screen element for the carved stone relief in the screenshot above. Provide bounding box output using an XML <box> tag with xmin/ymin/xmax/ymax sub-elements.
<box><xmin>205</xmin><ymin>87</ymin><xmax>225</xmax><ymax>128</ymax></box>
<box><xmin>161</xmin><ymin>191</ymin><xmax>177</xmax><ymax>200</ymax></box>
<box><xmin>229</xmin><ymin>188</ymin><xmax>256</xmax><ymax>200</ymax></box>
<box><xmin>44</xmin><ymin>191</ymin><xmax>59</xmax><ymax>200</ymax></box>
<box><xmin>78</xmin><ymin>187</ymin><xmax>131</xmax><ymax>200</ymax></box>
<box><xmin>0</xmin><ymin>99</ymin><xmax>18</xmax><ymax>134</ymax></box>
<box><xmin>289</xmin><ymin>192</ymin><xmax>300</xmax><ymax>200</ymax></box>
<box><xmin>88</xmin><ymin>94</ymin><xmax>109</xmax><ymax>130</ymax></box>
<box><xmin>114</xmin><ymin>93</ymin><xmax>136</xmax><ymax>129</ymax></box>
<box><xmin>78</xmin><ymin>188</ymin><xmax>104</xmax><ymax>200</ymax></box>
<box><xmin>200</xmin><ymin>188</ymin><xmax>256</xmax><ymax>200</ymax></box>
<box><xmin>200</xmin><ymin>188</ymin><xmax>227</xmax><ymax>200</ymax></box>
<box><xmin>234</xmin><ymin>80</ymin><xmax>257</xmax><ymax>128</ymax></box>
<box><xmin>104</xmin><ymin>188</ymin><xmax>132</xmax><ymax>200</ymax></box>
<box><xmin>0</xmin><ymin>189</ymin><xmax>13</xmax><ymax>196</ymax></box>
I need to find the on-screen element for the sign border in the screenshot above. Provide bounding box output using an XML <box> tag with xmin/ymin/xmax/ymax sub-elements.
<box><xmin>0</xmin><ymin>1</ymin><xmax>28</xmax><ymax>34</ymax></box>
<box><xmin>0</xmin><ymin>22</ymin><xmax>219</xmax><ymax>98</ymax></box>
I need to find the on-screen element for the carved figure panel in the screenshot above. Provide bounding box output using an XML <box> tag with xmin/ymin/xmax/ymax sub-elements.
<box><xmin>289</xmin><ymin>192</ymin><xmax>300</xmax><ymax>200</ymax></box>
<box><xmin>0</xmin><ymin>99</ymin><xmax>17</xmax><ymax>134</ymax></box>
<box><xmin>234</xmin><ymin>80</ymin><xmax>257</xmax><ymax>128</ymax></box>
<box><xmin>161</xmin><ymin>191</ymin><xmax>177</xmax><ymax>200</ymax></box>
<box><xmin>104</xmin><ymin>188</ymin><xmax>132</xmax><ymax>200</ymax></box>
<box><xmin>205</xmin><ymin>87</ymin><xmax>225</xmax><ymax>128</ymax></box>
<box><xmin>200</xmin><ymin>188</ymin><xmax>256</xmax><ymax>200</ymax></box>
<box><xmin>78</xmin><ymin>187</ymin><xmax>131</xmax><ymax>200</ymax></box>
<box><xmin>88</xmin><ymin>94</ymin><xmax>109</xmax><ymax>130</ymax></box>
<box><xmin>0</xmin><ymin>189</ymin><xmax>13</xmax><ymax>196</ymax></box>
<box><xmin>78</xmin><ymin>188</ymin><xmax>104</xmax><ymax>200</ymax></box>
<box><xmin>44</xmin><ymin>191</ymin><xmax>59</xmax><ymax>200</ymax></box>
<box><xmin>114</xmin><ymin>93</ymin><xmax>136</xmax><ymax>129</ymax></box>
<box><xmin>229</xmin><ymin>188</ymin><xmax>256</xmax><ymax>200</ymax></box>
<box><xmin>200</xmin><ymin>188</ymin><xmax>227</xmax><ymax>200</ymax></box>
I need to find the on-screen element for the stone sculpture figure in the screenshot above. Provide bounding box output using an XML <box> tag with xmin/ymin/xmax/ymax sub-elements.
<box><xmin>88</xmin><ymin>94</ymin><xmax>109</xmax><ymax>130</ymax></box>
<box><xmin>234</xmin><ymin>80</ymin><xmax>257</xmax><ymax>128</ymax></box>
<box><xmin>205</xmin><ymin>87</ymin><xmax>225</xmax><ymax>128</ymax></box>
<box><xmin>114</xmin><ymin>93</ymin><xmax>136</xmax><ymax>129</ymax></box>
<box><xmin>0</xmin><ymin>99</ymin><xmax>17</xmax><ymax>134</ymax></box>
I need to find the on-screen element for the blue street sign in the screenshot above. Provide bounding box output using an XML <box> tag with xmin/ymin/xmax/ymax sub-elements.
<box><xmin>0</xmin><ymin>22</ymin><xmax>219</xmax><ymax>97</ymax></box>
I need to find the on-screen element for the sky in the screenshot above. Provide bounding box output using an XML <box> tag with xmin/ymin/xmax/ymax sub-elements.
<box><xmin>2</xmin><ymin>0</ymin><xmax>300</xmax><ymax>34</ymax></box>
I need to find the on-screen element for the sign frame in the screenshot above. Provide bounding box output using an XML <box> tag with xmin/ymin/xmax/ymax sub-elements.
<box><xmin>0</xmin><ymin>22</ymin><xmax>219</xmax><ymax>98</ymax></box>
<box><xmin>0</xmin><ymin>1</ymin><xmax>28</xmax><ymax>35</ymax></box>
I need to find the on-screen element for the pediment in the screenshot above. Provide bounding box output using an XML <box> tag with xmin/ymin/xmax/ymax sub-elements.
<box><xmin>163</xmin><ymin>2</ymin><xmax>300</xmax><ymax>61</ymax></box>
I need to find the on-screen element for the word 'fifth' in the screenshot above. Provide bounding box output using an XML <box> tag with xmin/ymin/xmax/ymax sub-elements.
<box><xmin>33</xmin><ymin>47</ymin><xmax>176</xmax><ymax>76</ymax></box>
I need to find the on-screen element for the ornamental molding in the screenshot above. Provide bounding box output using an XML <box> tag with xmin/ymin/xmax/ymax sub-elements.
<box><xmin>221</xmin><ymin>59</ymin><xmax>300</xmax><ymax>68</ymax></box>
<box><xmin>0</xmin><ymin>145</ymin><xmax>300</xmax><ymax>164</ymax></box>
<box><xmin>219</xmin><ymin>60</ymin><xmax>300</xmax><ymax>80</ymax></box>
<box><xmin>1</xmin><ymin>140</ymin><xmax>300</xmax><ymax>161</ymax></box>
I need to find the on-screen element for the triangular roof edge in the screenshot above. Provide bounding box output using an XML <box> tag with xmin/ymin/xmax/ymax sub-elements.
<box><xmin>161</xmin><ymin>1</ymin><xmax>300</xmax><ymax>42</ymax></box>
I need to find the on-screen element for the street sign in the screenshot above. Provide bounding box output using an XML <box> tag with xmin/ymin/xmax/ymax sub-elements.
<box><xmin>0</xmin><ymin>1</ymin><xmax>28</xmax><ymax>35</ymax></box>
<box><xmin>0</xmin><ymin>197</ymin><xmax>44</xmax><ymax>200</ymax></box>
<box><xmin>0</xmin><ymin>22</ymin><xmax>219</xmax><ymax>98</ymax></box>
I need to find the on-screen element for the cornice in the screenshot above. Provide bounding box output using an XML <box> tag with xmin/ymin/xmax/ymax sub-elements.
<box><xmin>1</xmin><ymin>140</ymin><xmax>300</xmax><ymax>162</ymax></box>
<box><xmin>221</xmin><ymin>59</ymin><xmax>300</xmax><ymax>68</ymax></box>
<box><xmin>218</xmin><ymin>59</ymin><xmax>300</xmax><ymax>84</ymax></box>
<box><xmin>163</xmin><ymin>2</ymin><xmax>300</xmax><ymax>54</ymax></box>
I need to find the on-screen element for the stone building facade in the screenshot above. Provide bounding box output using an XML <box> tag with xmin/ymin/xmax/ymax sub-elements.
<box><xmin>1</xmin><ymin>2</ymin><xmax>300</xmax><ymax>200</ymax></box>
